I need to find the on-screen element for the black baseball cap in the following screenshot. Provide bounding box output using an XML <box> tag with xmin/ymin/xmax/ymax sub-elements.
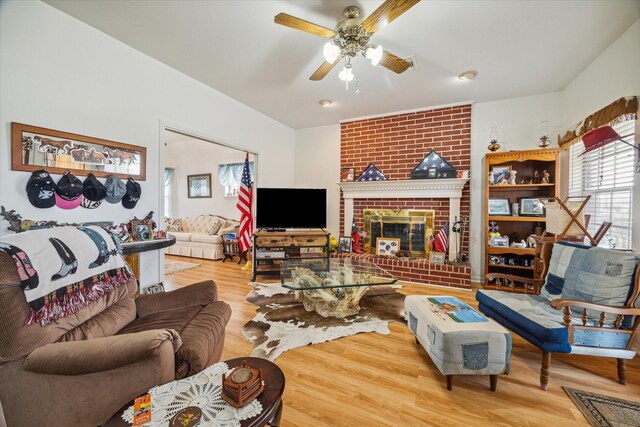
<box><xmin>26</xmin><ymin>170</ymin><xmax>57</xmax><ymax>208</ymax></box>
<box><xmin>122</xmin><ymin>178</ymin><xmax>141</xmax><ymax>209</ymax></box>
<box><xmin>83</xmin><ymin>173</ymin><xmax>107</xmax><ymax>201</ymax></box>
<box><xmin>55</xmin><ymin>172</ymin><xmax>83</xmax><ymax>209</ymax></box>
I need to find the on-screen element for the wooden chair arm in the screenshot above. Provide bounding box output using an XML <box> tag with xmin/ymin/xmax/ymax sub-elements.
<box><xmin>550</xmin><ymin>299</ymin><xmax>640</xmax><ymax>328</ymax></box>
<box><xmin>549</xmin><ymin>299</ymin><xmax>640</xmax><ymax>315</ymax></box>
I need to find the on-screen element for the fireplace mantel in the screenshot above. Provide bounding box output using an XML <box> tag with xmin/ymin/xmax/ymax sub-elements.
<box><xmin>338</xmin><ymin>178</ymin><xmax>469</xmax><ymax>261</ymax></box>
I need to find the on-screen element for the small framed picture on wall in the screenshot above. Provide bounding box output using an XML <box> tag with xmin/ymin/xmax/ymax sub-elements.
<box><xmin>187</xmin><ymin>173</ymin><xmax>212</xmax><ymax>198</ymax></box>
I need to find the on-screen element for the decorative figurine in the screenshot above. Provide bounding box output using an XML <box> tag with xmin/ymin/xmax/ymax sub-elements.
<box><xmin>488</xmin><ymin>170</ymin><xmax>495</xmax><ymax>185</ymax></box>
<box><xmin>533</xmin><ymin>170</ymin><xmax>540</xmax><ymax>184</ymax></box>
<box><xmin>534</xmin><ymin>223</ymin><xmax>544</xmax><ymax>236</ymax></box>
<box><xmin>541</xmin><ymin>170</ymin><xmax>551</xmax><ymax>184</ymax></box>
<box><xmin>507</xmin><ymin>170</ymin><xmax>517</xmax><ymax>185</ymax></box>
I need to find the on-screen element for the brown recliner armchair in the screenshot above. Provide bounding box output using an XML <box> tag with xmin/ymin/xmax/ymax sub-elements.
<box><xmin>0</xmin><ymin>252</ymin><xmax>231</xmax><ymax>427</ymax></box>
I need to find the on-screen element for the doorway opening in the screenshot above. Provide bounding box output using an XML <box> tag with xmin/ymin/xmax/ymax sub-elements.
<box><xmin>162</xmin><ymin>128</ymin><xmax>257</xmax><ymax>264</ymax></box>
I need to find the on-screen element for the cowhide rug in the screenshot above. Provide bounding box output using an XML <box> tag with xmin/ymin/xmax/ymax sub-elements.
<box><xmin>241</xmin><ymin>283</ymin><xmax>406</xmax><ymax>361</ymax></box>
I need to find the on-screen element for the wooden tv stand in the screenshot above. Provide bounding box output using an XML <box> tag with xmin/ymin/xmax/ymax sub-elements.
<box><xmin>251</xmin><ymin>229</ymin><xmax>330</xmax><ymax>282</ymax></box>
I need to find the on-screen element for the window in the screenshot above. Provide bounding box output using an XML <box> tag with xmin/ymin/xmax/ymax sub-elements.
<box><xmin>218</xmin><ymin>161</ymin><xmax>254</xmax><ymax>198</ymax></box>
<box><xmin>568</xmin><ymin>120</ymin><xmax>636</xmax><ymax>249</ymax></box>
<box><xmin>224</xmin><ymin>185</ymin><xmax>240</xmax><ymax>198</ymax></box>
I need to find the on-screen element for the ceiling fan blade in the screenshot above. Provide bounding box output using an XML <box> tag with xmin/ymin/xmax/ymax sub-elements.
<box><xmin>310</xmin><ymin>56</ymin><xmax>343</xmax><ymax>81</ymax></box>
<box><xmin>362</xmin><ymin>0</ymin><xmax>421</xmax><ymax>34</ymax></box>
<box><xmin>274</xmin><ymin>13</ymin><xmax>335</xmax><ymax>38</ymax></box>
<box><xmin>379</xmin><ymin>50</ymin><xmax>412</xmax><ymax>74</ymax></box>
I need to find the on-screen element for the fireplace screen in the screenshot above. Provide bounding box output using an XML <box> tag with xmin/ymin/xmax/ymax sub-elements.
<box><xmin>363</xmin><ymin>209</ymin><xmax>435</xmax><ymax>257</ymax></box>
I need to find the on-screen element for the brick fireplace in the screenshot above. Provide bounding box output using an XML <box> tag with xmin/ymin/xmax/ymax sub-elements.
<box><xmin>338</xmin><ymin>104</ymin><xmax>472</xmax><ymax>289</ymax></box>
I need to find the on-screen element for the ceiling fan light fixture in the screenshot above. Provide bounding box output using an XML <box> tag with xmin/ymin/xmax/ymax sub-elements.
<box><xmin>323</xmin><ymin>41</ymin><xmax>341</xmax><ymax>64</ymax></box>
<box><xmin>365</xmin><ymin>44</ymin><xmax>384</xmax><ymax>66</ymax></box>
<box><xmin>458</xmin><ymin>70</ymin><xmax>478</xmax><ymax>80</ymax></box>
<box><xmin>338</xmin><ymin>65</ymin><xmax>354</xmax><ymax>82</ymax></box>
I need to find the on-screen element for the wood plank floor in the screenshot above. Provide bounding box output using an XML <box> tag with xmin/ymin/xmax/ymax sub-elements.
<box><xmin>164</xmin><ymin>255</ymin><xmax>640</xmax><ymax>426</ymax></box>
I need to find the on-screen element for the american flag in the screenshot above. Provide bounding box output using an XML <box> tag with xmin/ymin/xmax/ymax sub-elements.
<box><xmin>433</xmin><ymin>221</ymin><xmax>449</xmax><ymax>253</ymax></box>
<box><xmin>236</xmin><ymin>154</ymin><xmax>253</xmax><ymax>252</ymax></box>
<box><xmin>356</xmin><ymin>164</ymin><xmax>388</xmax><ymax>181</ymax></box>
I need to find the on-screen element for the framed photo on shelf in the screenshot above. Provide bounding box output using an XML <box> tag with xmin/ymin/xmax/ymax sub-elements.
<box><xmin>376</xmin><ymin>237</ymin><xmax>401</xmax><ymax>256</ymax></box>
<box><xmin>491</xmin><ymin>166</ymin><xmax>511</xmax><ymax>185</ymax></box>
<box><xmin>340</xmin><ymin>167</ymin><xmax>355</xmax><ymax>182</ymax></box>
<box><xmin>338</xmin><ymin>236</ymin><xmax>352</xmax><ymax>253</ymax></box>
<box><xmin>520</xmin><ymin>197</ymin><xmax>546</xmax><ymax>216</ymax></box>
<box><xmin>187</xmin><ymin>173</ymin><xmax>212</xmax><ymax>198</ymax></box>
<box><xmin>491</xmin><ymin>236</ymin><xmax>509</xmax><ymax>247</ymax></box>
<box><xmin>488</xmin><ymin>198</ymin><xmax>511</xmax><ymax>216</ymax></box>
<box><xmin>429</xmin><ymin>251</ymin><xmax>446</xmax><ymax>265</ymax></box>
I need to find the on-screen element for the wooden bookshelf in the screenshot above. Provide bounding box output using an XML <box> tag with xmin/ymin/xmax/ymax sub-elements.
<box><xmin>484</xmin><ymin>148</ymin><xmax>560</xmax><ymax>290</ymax></box>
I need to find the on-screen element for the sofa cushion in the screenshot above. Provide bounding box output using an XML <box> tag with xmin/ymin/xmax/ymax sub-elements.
<box><xmin>190</xmin><ymin>234</ymin><xmax>223</xmax><ymax>245</ymax></box>
<box><xmin>540</xmin><ymin>242</ymin><xmax>639</xmax><ymax>309</ymax></box>
<box><xmin>117</xmin><ymin>301</ymin><xmax>231</xmax><ymax>378</ymax></box>
<box><xmin>165</xmin><ymin>217</ymin><xmax>183</xmax><ymax>232</ymax></box>
<box><xmin>170</xmin><ymin>232</ymin><xmax>196</xmax><ymax>242</ymax></box>
<box><xmin>181</xmin><ymin>215</ymin><xmax>218</xmax><ymax>235</ymax></box>
<box><xmin>476</xmin><ymin>290</ymin><xmax>571</xmax><ymax>353</ymax></box>
<box><xmin>206</xmin><ymin>216</ymin><xmax>224</xmax><ymax>235</ymax></box>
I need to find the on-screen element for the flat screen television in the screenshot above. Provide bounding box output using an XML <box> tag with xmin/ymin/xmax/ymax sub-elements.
<box><xmin>256</xmin><ymin>188</ymin><xmax>326</xmax><ymax>229</ymax></box>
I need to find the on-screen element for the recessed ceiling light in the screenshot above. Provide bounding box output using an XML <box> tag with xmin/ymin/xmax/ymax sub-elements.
<box><xmin>458</xmin><ymin>70</ymin><xmax>478</xmax><ymax>80</ymax></box>
<box><xmin>319</xmin><ymin>99</ymin><xmax>333</xmax><ymax>107</ymax></box>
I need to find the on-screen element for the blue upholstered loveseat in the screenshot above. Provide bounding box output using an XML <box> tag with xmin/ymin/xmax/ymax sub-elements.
<box><xmin>476</xmin><ymin>241</ymin><xmax>640</xmax><ymax>389</ymax></box>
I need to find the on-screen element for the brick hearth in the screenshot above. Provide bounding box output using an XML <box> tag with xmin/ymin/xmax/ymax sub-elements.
<box><xmin>340</xmin><ymin>104</ymin><xmax>472</xmax><ymax>288</ymax></box>
<box><xmin>331</xmin><ymin>253</ymin><xmax>471</xmax><ymax>289</ymax></box>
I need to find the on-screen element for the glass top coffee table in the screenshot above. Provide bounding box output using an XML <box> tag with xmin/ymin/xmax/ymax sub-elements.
<box><xmin>280</xmin><ymin>258</ymin><xmax>397</xmax><ymax>318</ymax></box>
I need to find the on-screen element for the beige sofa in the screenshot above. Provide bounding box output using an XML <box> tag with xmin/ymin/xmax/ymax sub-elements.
<box><xmin>165</xmin><ymin>215</ymin><xmax>240</xmax><ymax>260</ymax></box>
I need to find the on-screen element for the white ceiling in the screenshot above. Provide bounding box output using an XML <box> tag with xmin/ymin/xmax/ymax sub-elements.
<box><xmin>45</xmin><ymin>0</ymin><xmax>639</xmax><ymax>129</ymax></box>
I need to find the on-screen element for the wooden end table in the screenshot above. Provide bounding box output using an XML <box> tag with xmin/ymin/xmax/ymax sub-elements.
<box><xmin>222</xmin><ymin>238</ymin><xmax>248</xmax><ymax>264</ymax></box>
<box><xmin>103</xmin><ymin>357</ymin><xmax>285</xmax><ymax>427</ymax></box>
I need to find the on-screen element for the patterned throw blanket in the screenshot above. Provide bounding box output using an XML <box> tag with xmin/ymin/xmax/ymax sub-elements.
<box><xmin>0</xmin><ymin>226</ymin><xmax>133</xmax><ymax>325</ymax></box>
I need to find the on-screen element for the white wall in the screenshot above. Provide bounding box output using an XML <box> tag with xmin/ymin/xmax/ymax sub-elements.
<box><xmin>560</xmin><ymin>20</ymin><xmax>640</xmax><ymax>252</ymax></box>
<box><xmin>470</xmin><ymin>92</ymin><xmax>562</xmax><ymax>281</ymax></box>
<box><xmin>165</xmin><ymin>138</ymin><xmax>255</xmax><ymax>220</ymax></box>
<box><xmin>0</xmin><ymin>1</ymin><xmax>295</xmax><ymax>288</ymax></box>
<box><xmin>294</xmin><ymin>124</ymin><xmax>341</xmax><ymax>237</ymax></box>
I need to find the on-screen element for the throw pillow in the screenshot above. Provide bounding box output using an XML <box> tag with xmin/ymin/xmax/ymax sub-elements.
<box><xmin>206</xmin><ymin>216</ymin><xmax>224</xmax><ymax>235</ymax></box>
<box><xmin>165</xmin><ymin>218</ymin><xmax>183</xmax><ymax>232</ymax></box>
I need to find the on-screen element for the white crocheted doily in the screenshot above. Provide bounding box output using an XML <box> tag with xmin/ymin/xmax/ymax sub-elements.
<box><xmin>122</xmin><ymin>362</ymin><xmax>263</xmax><ymax>426</ymax></box>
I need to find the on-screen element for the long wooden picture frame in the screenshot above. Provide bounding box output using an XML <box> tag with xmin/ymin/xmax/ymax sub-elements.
<box><xmin>11</xmin><ymin>122</ymin><xmax>146</xmax><ymax>180</ymax></box>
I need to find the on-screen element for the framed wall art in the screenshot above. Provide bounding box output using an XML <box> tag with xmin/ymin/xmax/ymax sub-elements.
<box><xmin>11</xmin><ymin>122</ymin><xmax>146</xmax><ymax>180</ymax></box>
<box><xmin>187</xmin><ymin>173</ymin><xmax>212</xmax><ymax>198</ymax></box>
<box><xmin>376</xmin><ymin>237</ymin><xmax>401</xmax><ymax>256</ymax></box>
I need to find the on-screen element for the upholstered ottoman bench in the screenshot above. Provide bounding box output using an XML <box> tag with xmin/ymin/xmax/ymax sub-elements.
<box><xmin>405</xmin><ymin>295</ymin><xmax>512</xmax><ymax>391</ymax></box>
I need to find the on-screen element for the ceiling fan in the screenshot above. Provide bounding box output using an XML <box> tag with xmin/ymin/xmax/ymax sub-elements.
<box><xmin>274</xmin><ymin>0</ymin><xmax>420</xmax><ymax>84</ymax></box>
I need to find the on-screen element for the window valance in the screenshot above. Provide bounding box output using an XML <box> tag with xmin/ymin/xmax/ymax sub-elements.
<box><xmin>558</xmin><ymin>96</ymin><xmax>637</xmax><ymax>149</ymax></box>
<box><xmin>218</xmin><ymin>162</ymin><xmax>254</xmax><ymax>187</ymax></box>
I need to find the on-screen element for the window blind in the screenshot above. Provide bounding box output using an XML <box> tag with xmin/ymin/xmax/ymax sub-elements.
<box><xmin>568</xmin><ymin>120</ymin><xmax>636</xmax><ymax>249</ymax></box>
